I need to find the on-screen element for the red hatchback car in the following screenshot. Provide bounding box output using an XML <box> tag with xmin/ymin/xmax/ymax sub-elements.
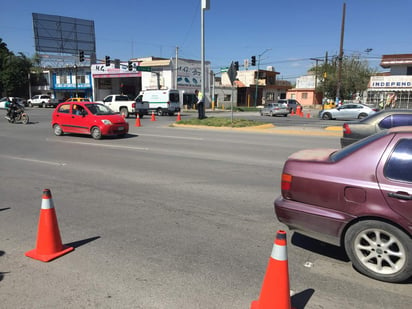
<box><xmin>275</xmin><ymin>126</ymin><xmax>412</xmax><ymax>283</ymax></box>
<box><xmin>52</xmin><ymin>102</ymin><xmax>129</xmax><ymax>139</ymax></box>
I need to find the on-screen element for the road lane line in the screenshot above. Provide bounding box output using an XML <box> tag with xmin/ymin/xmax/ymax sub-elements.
<box><xmin>46</xmin><ymin>138</ymin><xmax>149</xmax><ymax>150</ymax></box>
<box><xmin>0</xmin><ymin>155</ymin><xmax>66</xmax><ymax>166</ymax></box>
<box><xmin>133</xmin><ymin>133</ymin><xmax>204</xmax><ymax>140</ymax></box>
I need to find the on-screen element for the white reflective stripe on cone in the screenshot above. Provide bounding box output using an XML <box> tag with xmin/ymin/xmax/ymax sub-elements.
<box><xmin>41</xmin><ymin>197</ymin><xmax>54</xmax><ymax>209</ymax></box>
<box><xmin>271</xmin><ymin>243</ymin><xmax>287</xmax><ymax>261</ymax></box>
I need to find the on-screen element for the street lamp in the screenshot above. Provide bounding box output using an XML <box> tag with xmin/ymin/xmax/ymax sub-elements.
<box><xmin>201</xmin><ymin>0</ymin><xmax>210</xmax><ymax>109</ymax></box>
<box><xmin>254</xmin><ymin>48</ymin><xmax>271</xmax><ymax>106</ymax></box>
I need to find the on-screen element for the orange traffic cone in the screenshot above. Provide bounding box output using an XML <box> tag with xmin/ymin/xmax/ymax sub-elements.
<box><xmin>251</xmin><ymin>230</ymin><xmax>292</xmax><ymax>309</ymax></box>
<box><xmin>306</xmin><ymin>112</ymin><xmax>311</xmax><ymax>118</ymax></box>
<box><xmin>151</xmin><ymin>111</ymin><xmax>156</xmax><ymax>121</ymax></box>
<box><xmin>176</xmin><ymin>112</ymin><xmax>181</xmax><ymax>121</ymax></box>
<box><xmin>25</xmin><ymin>189</ymin><xmax>74</xmax><ymax>262</ymax></box>
<box><xmin>290</xmin><ymin>109</ymin><xmax>295</xmax><ymax>116</ymax></box>
<box><xmin>135</xmin><ymin>114</ymin><xmax>141</xmax><ymax>127</ymax></box>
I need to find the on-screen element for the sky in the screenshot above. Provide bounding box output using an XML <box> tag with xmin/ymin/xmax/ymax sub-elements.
<box><xmin>1</xmin><ymin>0</ymin><xmax>411</xmax><ymax>81</ymax></box>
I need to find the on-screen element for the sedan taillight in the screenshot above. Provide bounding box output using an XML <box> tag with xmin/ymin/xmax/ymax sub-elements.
<box><xmin>281</xmin><ymin>173</ymin><xmax>292</xmax><ymax>191</ymax></box>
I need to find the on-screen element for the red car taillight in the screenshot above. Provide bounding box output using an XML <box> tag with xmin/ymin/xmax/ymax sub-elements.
<box><xmin>281</xmin><ymin>173</ymin><xmax>292</xmax><ymax>191</ymax></box>
<box><xmin>343</xmin><ymin>123</ymin><xmax>351</xmax><ymax>134</ymax></box>
<box><xmin>281</xmin><ymin>173</ymin><xmax>293</xmax><ymax>199</ymax></box>
<box><xmin>132</xmin><ymin>103</ymin><xmax>136</xmax><ymax>108</ymax></box>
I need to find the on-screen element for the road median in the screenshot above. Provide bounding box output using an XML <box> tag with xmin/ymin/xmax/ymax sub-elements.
<box><xmin>172</xmin><ymin>123</ymin><xmax>342</xmax><ymax>136</ymax></box>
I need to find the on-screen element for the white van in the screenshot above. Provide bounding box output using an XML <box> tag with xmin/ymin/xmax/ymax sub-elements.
<box><xmin>136</xmin><ymin>89</ymin><xmax>181</xmax><ymax>116</ymax></box>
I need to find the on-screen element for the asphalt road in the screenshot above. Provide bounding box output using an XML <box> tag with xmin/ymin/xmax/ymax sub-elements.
<box><xmin>0</xmin><ymin>108</ymin><xmax>411</xmax><ymax>309</ymax></box>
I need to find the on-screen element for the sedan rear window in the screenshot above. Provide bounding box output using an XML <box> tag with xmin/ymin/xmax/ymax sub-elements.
<box><xmin>330</xmin><ymin>131</ymin><xmax>388</xmax><ymax>162</ymax></box>
<box><xmin>384</xmin><ymin>139</ymin><xmax>412</xmax><ymax>182</ymax></box>
<box><xmin>379</xmin><ymin>114</ymin><xmax>412</xmax><ymax>129</ymax></box>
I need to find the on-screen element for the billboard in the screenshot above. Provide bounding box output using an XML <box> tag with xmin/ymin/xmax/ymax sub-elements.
<box><xmin>32</xmin><ymin>13</ymin><xmax>96</xmax><ymax>63</ymax></box>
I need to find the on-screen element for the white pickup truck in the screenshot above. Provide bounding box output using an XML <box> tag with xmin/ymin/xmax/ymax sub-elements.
<box><xmin>98</xmin><ymin>94</ymin><xmax>149</xmax><ymax>118</ymax></box>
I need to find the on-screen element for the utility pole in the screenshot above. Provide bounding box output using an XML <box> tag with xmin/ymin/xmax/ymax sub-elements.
<box><xmin>254</xmin><ymin>48</ymin><xmax>271</xmax><ymax>106</ymax></box>
<box><xmin>336</xmin><ymin>2</ymin><xmax>346</xmax><ymax>104</ymax></box>
<box><xmin>310</xmin><ymin>58</ymin><xmax>324</xmax><ymax>91</ymax></box>
<box><xmin>175</xmin><ymin>46</ymin><xmax>179</xmax><ymax>89</ymax></box>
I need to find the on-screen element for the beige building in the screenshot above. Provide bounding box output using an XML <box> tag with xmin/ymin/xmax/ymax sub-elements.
<box><xmin>219</xmin><ymin>67</ymin><xmax>292</xmax><ymax>107</ymax></box>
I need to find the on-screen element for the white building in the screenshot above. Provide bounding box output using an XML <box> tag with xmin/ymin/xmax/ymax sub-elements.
<box><xmin>91</xmin><ymin>57</ymin><xmax>211</xmax><ymax>109</ymax></box>
<box><xmin>367</xmin><ymin>54</ymin><xmax>412</xmax><ymax>108</ymax></box>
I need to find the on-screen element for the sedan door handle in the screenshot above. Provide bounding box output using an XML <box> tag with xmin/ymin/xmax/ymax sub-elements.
<box><xmin>388</xmin><ymin>192</ymin><xmax>412</xmax><ymax>200</ymax></box>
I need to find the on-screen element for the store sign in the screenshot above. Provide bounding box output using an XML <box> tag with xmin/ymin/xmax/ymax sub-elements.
<box><xmin>91</xmin><ymin>64</ymin><xmax>141</xmax><ymax>77</ymax></box>
<box><xmin>370</xmin><ymin>76</ymin><xmax>412</xmax><ymax>88</ymax></box>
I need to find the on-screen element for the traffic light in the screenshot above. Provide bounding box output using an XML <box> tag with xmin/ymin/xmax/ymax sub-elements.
<box><xmin>128</xmin><ymin>61</ymin><xmax>133</xmax><ymax>71</ymax></box>
<box><xmin>79</xmin><ymin>50</ymin><xmax>85</xmax><ymax>62</ymax></box>
<box><xmin>105</xmin><ymin>56</ymin><xmax>110</xmax><ymax>66</ymax></box>
<box><xmin>234</xmin><ymin>61</ymin><xmax>239</xmax><ymax>71</ymax></box>
<box><xmin>251</xmin><ymin>56</ymin><xmax>256</xmax><ymax>66</ymax></box>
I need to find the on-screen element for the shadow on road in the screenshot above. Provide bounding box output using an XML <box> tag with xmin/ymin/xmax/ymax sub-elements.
<box><xmin>65</xmin><ymin>236</ymin><xmax>101</xmax><ymax>249</ymax></box>
<box><xmin>291</xmin><ymin>232</ymin><xmax>349</xmax><ymax>262</ymax></box>
<box><xmin>291</xmin><ymin>288</ymin><xmax>315</xmax><ymax>309</ymax></box>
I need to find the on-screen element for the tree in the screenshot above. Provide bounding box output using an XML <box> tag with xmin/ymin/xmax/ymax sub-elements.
<box><xmin>310</xmin><ymin>54</ymin><xmax>376</xmax><ymax>100</ymax></box>
<box><xmin>0</xmin><ymin>38</ymin><xmax>36</xmax><ymax>98</ymax></box>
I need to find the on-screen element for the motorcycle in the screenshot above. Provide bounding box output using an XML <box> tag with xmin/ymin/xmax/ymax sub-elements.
<box><xmin>5</xmin><ymin>103</ymin><xmax>29</xmax><ymax>124</ymax></box>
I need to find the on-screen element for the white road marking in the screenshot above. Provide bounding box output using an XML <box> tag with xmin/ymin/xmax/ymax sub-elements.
<box><xmin>0</xmin><ymin>155</ymin><xmax>66</xmax><ymax>166</ymax></box>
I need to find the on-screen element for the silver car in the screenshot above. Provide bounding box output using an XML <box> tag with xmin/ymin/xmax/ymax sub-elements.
<box><xmin>319</xmin><ymin>103</ymin><xmax>378</xmax><ymax>120</ymax></box>
<box><xmin>260</xmin><ymin>103</ymin><xmax>289</xmax><ymax>117</ymax></box>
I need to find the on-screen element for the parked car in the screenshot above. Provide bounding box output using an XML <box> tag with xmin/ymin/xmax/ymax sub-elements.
<box><xmin>277</xmin><ymin>99</ymin><xmax>302</xmax><ymax>113</ymax></box>
<box><xmin>0</xmin><ymin>96</ymin><xmax>27</xmax><ymax>107</ymax></box>
<box><xmin>319</xmin><ymin>103</ymin><xmax>378</xmax><ymax>120</ymax></box>
<box><xmin>341</xmin><ymin>109</ymin><xmax>412</xmax><ymax>147</ymax></box>
<box><xmin>274</xmin><ymin>126</ymin><xmax>412</xmax><ymax>283</ymax></box>
<box><xmin>51</xmin><ymin>102</ymin><xmax>129</xmax><ymax>139</ymax></box>
<box><xmin>27</xmin><ymin>94</ymin><xmax>59</xmax><ymax>108</ymax></box>
<box><xmin>260</xmin><ymin>103</ymin><xmax>289</xmax><ymax>117</ymax></box>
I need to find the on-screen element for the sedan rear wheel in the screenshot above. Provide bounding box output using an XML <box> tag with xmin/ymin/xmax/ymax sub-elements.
<box><xmin>91</xmin><ymin>126</ymin><xmax>102</xmax><ymax>140</ymax></box>
<box><xmin>344</xmin><ymin>220</ymin><xmax>412</xmax><ymax>283</ymax></box>
<box><xmin>358</xmin><ymin>113</ymin><xmax>368</xmax><ymax>119</ymax></box>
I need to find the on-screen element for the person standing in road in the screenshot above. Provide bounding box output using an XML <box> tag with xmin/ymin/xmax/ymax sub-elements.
<box><xmin>195</xmin><ymin>89</ymin><xmax>206</xmax><ymax>119</ymax></box>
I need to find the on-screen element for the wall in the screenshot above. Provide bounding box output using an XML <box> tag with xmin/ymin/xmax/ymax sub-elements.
<box><xmin>287</xmin><ymin>89</ymin><xmax>317</xmax><ymax>106</ymax></box>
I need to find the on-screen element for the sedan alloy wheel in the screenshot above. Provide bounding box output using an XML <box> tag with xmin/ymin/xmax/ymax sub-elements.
<box><xmin>345</xmin><ymin>220</ymin><xmax>412</xmax><ymax>283</ymax></box>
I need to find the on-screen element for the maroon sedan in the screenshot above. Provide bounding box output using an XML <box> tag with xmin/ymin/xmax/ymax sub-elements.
<box><xmin>275</xmin><ymin>126</ymin><xmax>412</xmax><ymax>283</ymax></box>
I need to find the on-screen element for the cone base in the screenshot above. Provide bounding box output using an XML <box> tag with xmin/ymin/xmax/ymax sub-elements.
<box><xmin>25</xmin><ymin>245</ymin><xmax>74</xmax><ymax>262</ymax></box>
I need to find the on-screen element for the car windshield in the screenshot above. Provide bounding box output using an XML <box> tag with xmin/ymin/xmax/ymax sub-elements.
<box><xmin>85</xmin><ymin>103</ymin><xmax>116</xmax><ymax>115</ymax></box>
<box><xmin>330</xmin><ymin>130</ymin><xmax>389</xmax><ymax>162</ymax></box>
